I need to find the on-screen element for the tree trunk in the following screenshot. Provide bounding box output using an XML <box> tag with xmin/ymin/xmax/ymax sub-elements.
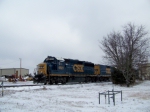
<box><xmin>126</xmin><ymin>79</ymin><xmax>130</xmax><ymax>87</ymax></box>
<box><xmin>127</xmin><ymin>83</ymin><xmax>130</xmax><ymax>87</ymax></box>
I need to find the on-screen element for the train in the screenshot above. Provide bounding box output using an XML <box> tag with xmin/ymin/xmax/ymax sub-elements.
<box><xmin>33</xmin><ymin>56</ymin><xmax>112</xmax><ymax>85</ymax></box>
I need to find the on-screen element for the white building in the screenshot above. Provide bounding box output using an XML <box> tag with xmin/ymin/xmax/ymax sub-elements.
<box><xmin>139</xmin><ymin>63</ymin><xmax>150</xmax><ymax>80</ymax></box>
<box><xmin>0</xmin><ymin>68</ymin><xmax>29</xmax><ymax>77</ymax></box>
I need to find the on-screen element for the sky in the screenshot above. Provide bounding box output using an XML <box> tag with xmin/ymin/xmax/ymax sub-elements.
<box><xmin>0</xmin><ymin>0</ymin><xmax>150</xmax><ymax>73</ymax></box>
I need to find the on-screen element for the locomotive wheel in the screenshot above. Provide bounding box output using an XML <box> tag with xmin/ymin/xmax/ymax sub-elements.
<box><xmin>85</xmin><ymin>77</ymin><xmax>88</xmax><ymax>83</ymax></box>
<box><xmin>91</xmin><ymin>77</ymin><xmax>94</xmax><ymax>82</ymax></box>
<box><xmin>60</xmin><ymin>80</ymin><xmax>63</xmax><ymax>84</ymax></box>
<box><xmin>91</xmin><ymin>77</ymin><xmax>95</xmax><ymax>82</ymax></box>
<box><xmin>91</xmin><ymin>78</ymin><xmax>93</xmax><ymax>82</ymax></box>
<box><xmin>61</xmin><ymin>80</ymin><xmax>64</xmax><ymax>84</ymax></box>
<box><xmin>62</xmin><ymin>77</ymin><xmax>66</xmax><ymax>84</ymax></box>
<box><xmin>49</xmin><ymin>81</ymin><xmax>53</xmax><ymax>85</ymax></box>
<box><xmin>51</xmin><ymin>79</ymin><xmax>55</xmax><ymax>84</ymax></box>
<box><xmin>93</xmin><ymin>77</ymin><xmax>96</xmax><ymax>82</ymax></box>
<box><xmin>44</xmin><ymin>82</ymin><xmax>47</xmax><ymax>85</ymax></box>
<box><xmin>55</xmin><ymin>81</ymin><xmax>58</xmax><ymax>84</ymax></box>
<box><xmin>99</xmin><ymin>77</ymin><xmax>102</xmax><ymax>82</ymax></box>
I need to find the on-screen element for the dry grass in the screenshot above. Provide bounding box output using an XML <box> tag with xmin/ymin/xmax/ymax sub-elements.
<box><xmin>129</xmin><ymin>92</ymin><xmax>150</xmax><ymax>100</ymax></box>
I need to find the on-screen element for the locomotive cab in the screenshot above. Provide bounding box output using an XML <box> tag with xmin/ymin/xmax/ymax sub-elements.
<box><xmin>33</xmin><ymin>63</ymin><xmax>48</xmax><ymax>84</ymax></box>
<box><xmin>37</xmin><ymin>63</ymin><xmax>47</xmax><ymax>76</ymax></box>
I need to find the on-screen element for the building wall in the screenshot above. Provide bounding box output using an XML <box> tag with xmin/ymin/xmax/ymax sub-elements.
<box><xmin>15</xmin><ymin>68</ymin><xmax>29</xmax><ymax>76</ymax></box>
<box><xmin>0</xmin><ymin>68</ymin><xmax>29</xmax><ymax>77</ymax></box>
<box><xmin>139</xmin><ymin>63</ymin><xmax>150</xmax><ymax>80</ymax></box>
<box><xmin>0</xmin><ymin>69</ymin><xmax>16</xmax><ymax>76</ymax></box>
<box><xmin>146</xmin><ymin>63</ymin><xmax>150</xmax><ymax>79</ymax></box>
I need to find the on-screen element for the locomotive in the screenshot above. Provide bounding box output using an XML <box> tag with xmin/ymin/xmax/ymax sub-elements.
<box><xmin>33</xmin><ymin>56</ymin><xmax>112</xmax><ymax>85</ymax></box>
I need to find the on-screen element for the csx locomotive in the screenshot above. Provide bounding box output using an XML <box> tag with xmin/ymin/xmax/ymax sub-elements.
<box><xmin>33</xmin><ymin>56</ymin><xmax>112</xmax><ymax>85</ymax></box>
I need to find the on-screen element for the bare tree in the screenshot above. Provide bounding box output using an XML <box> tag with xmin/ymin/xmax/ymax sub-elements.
<box><xmin>100</xmin><ymin>23</ymin><xmax>149</xmax><ymax>87</ymax></box>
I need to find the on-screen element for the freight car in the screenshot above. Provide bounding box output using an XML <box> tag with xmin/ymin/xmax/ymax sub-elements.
<box><xmin>33</xmin><ymin>56</ymin><xmax>112</xmax><ymax>85</ymax></box>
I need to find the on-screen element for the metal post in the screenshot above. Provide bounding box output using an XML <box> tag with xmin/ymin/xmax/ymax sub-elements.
<box><xmin>99</xmin><ymin>93</ymin><xmax>100</xmax><ymax>104</ymax></box>
<box><xmin>19</xmin><ymin>58</ymin><xmax>22</xmax><ymax>79</ymax></box>
<box><xmin>105</xmin><ymin>94</ymin><xmax>106</xmax><ymax>104</ymax></box>
<box><xmin>121</xmin><ymin>90</ymin><xmax>122</xmax><ymax>101</ymax></box>
<box><xmin>108</xmin><ymin>90</ymin><xmax>110</xmax><ymax>104</ymax></box>
<box><xmin>99</xmin><ymin>90</ymin><xmax>122</xmax><ymax>105</ymax></box>
<box><xmin>2</xmin><ymin>81</ymin><xmax>3</xmax><ymax>96</ymax></box>
<box><xmin>113</xmin><ymin>92</ymin><xmax>115</xmax><ymax>106</ymax></box>
<box><xmin>20</xmin><ymin>58</ymin><xmax>21</xmax><ymax>76</ymax></box>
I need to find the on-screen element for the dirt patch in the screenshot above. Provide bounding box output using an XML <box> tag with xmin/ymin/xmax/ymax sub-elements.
<box><xmin>129</xmin><ymin>92</ymin><xmax>150</xmax><ymax>100</ymax></box>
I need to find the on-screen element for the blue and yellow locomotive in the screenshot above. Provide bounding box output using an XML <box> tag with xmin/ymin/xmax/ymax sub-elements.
<box><xmin>33</xmin><ymin>56</ymin><xmax>112</xmax><ymax>84</ymax></box>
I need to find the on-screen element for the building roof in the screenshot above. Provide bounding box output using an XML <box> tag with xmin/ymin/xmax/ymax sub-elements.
<box><xmin>0</xmin><ymin>68</ymin><xmax>29</xmax><ymax>70</ymax></box>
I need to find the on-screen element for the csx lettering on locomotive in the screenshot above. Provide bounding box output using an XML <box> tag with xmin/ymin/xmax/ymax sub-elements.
<box><xmin>73</xmin><ymin>64</ymin><xmax>84</xmax><ymax>72</ymax></box>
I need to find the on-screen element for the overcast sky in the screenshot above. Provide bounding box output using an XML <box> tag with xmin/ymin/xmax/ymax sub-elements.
<box><xmin>0</xmin><ymin>0</ymin><xmax>150</xmax><ymax>73</ymax></box>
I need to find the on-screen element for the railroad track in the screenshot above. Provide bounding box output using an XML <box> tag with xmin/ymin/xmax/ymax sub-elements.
<box><xmin>0</xmin><ymin>81</ymin><xmax>43</xmax><ymax>88</ymax></box>
<box><xmin>0</xmin><ymin>81</ymin><xmax>111</xmax><ymax>88</ymax></box>
<box><xmin>0</xmin><ymin>82</ymin><xmax>77</xmax><ymax>88</ymax></box>
<box><xmin>0</xmin><ymin>84</ymin><xmax>42</xmax><ymax>88</ymax></box>
<box><xmin>1</xmin><ymin>84</ymin><xmax>43</xmax><ymax>88</ymax></box>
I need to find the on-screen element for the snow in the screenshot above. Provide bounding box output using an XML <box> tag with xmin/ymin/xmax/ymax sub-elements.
<box><xmin>0</xmin><ymin>81</ymin><xmax>150</xmax><ymax>112</ymax></box>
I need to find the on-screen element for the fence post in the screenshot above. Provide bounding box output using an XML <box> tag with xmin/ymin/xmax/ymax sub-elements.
<box><xmin>108</xmin><ymin>90</ymin><xmax>110</xmax><ymax>104</ymax></box>
<box><xmin>113</xmin><ymin>92</ymin><xmax>115</xmax><ymax>106</ymax></box>
<box><xmin>99</xmin><ymin>93</ymin><xmax>100</xmax><ymax>104</ymax></box>
<box><xmin>99</xmin><ymin>90</ymin><xmax>122</xmax><ymax>106</ymax></box>
<box><xmin>1</xmin><ymin>81</ymin><xmax>4</xmax><ymax>96</ymax></box>
<box><xmin>121</xmin><ymin>90</ymin><xmax>122</xmax><ymax>101</ymax></box>
<box><xmin>105</xmin><ymin>94</ymin><xmax>106</xmax><ymax>104</ymax></box>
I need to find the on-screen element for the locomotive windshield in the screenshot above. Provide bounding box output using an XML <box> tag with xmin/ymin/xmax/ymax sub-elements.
<box><xmin>37</xmin><ymin>63</ymin><xmax>47</xmax><ymax>75</ymax></box>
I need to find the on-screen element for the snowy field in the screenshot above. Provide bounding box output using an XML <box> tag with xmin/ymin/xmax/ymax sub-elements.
<box><xmin>0</xmin><ymin>81</ymin><xmax>150</xmax><ymax>112</ymax></box>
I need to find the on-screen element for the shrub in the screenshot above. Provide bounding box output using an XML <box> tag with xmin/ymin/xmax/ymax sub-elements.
<box><xmin>111</xmin><ymin>68</ymin><xmax>126</xmax><ymax>84</ymax></box>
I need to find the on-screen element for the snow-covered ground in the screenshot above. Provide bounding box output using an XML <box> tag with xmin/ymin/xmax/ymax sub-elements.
<box><xmin>0</xmin><ymin>81</ymin><xmax>150</xmax><ymax>112</ymax></box>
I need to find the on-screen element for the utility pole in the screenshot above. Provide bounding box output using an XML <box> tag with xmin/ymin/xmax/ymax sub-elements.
<box><xmin>19</xmin><ymin>58</ymin><xmax>21</xmax><ymax>78</ymax></box>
